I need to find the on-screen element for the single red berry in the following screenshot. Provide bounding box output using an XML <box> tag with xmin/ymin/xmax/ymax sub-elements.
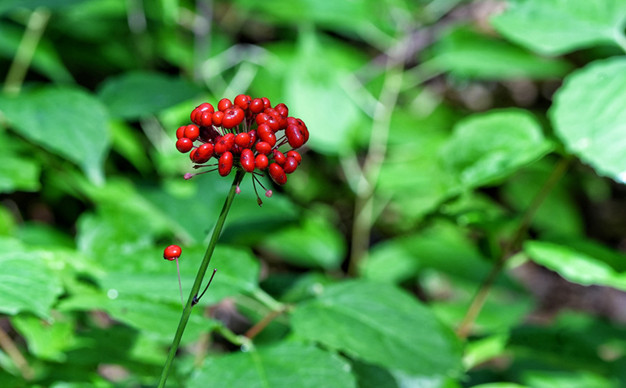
<box><xmin>273</xmin><ymin>149</ymin><xmax>286</xmax><ymax>165</ymax></box>
<box><xmin>193</xmin><ymin>143</ymin><xmax>214</xmax><ymax>163</ymax></box>
<box><xmin>274</xmin><ymin>103</ymin><xmax>288</xmax><ymax>118</ymax></box>
<box><xmin>268</xmin><ymin>163</ymin><xmax>287</xmax><ymax>185</ymax></box>
<box><xmin>217</xmin><ymin>98</ymin><xmax>232</xmax><ymax>111</ymax></box>
<box><xmin>214</xmin><ymin>133</ymin><xmax>235</xmax><ymax>155</ymax></box>
<box><xmin>222</xmin><ymin>107</ymin><xmax>245</xmax><ymax>129</ymax></box>
<box><xmin>283</xmin><ymin>156</ymin><xmax>298</xmax><ymax>173</ymax></box>
<box><xmin>255</xmin><ymin>141</ymin><xmax>272</xmax><ymax>155</ymax></box>
<box><xmin>164</xmin><ymin>244</ymin><xmax>182</xmax><ymax>261</ymax></box>
<box><xmin>286</xmin><ymin>124</ymin><xmax>308</xmax><ymax>148</ymax></box>
<box><xmin>234</xmin><ymin>94</ymin><xmax>251</xmax><ymax>110</ymax></box>
<box><xmin>249</xmin><ymin>98</ymin><xmax>264</xmax><ymax>113</ymax></box>
<box><xmin>235</xmin><ymin>132</ymin><xmax>251</xmax><ymax>148</ymax></box>
<box><xmin>197</xmin><ymin>111</ymin><xmax>213</xmax><ymax>127</ymax></box>
<box><xmin>262</xmin><ymin>97</ymin><xmax>272</xmax><ymax>109</ymax></box>
<box><xmin>265</xmin><ymin>114</ymin><xmax>281</xmax><ymax>132</ymax></box>
<box><xmin>176</xmin><ymin>126</ymin><xmax>186</xmax><ymax>139</ymax></box>
<box><xmin>184</xmin><ymin>124</ymin><xmax>200</xmax><ymax>141</ymax></box>
<box><xmin>255</xmin><ymin>154</ymin><xmax>269</xmax><ymax>170</ymax></box>
<box><xmin>212</xmin><ymin>111</ymin><xmax>224</xmax><ymax>126</ymax></box>
<box><xmin>240</xmin><ymin>148</ymin><xmax>255</xmax><ymax>172</ymax></box>
<box><xmin>247</xmin><ymin>130</ymin><xmax>257</xmax><ymax>147</ymax></box>
<box><xmin>286</xmin><ymin>150</ymin><xmax>302</xmax><ymax>164</ymax></box>
<box><xmin>255</xmin><ymin>113</ymin><xmax>269</xmax><ymax>126</ymax></box>
<box><xmin>257</xmin><ymin>124</ymin><xmax>277</xmax><ymax>146</ymax></box>
<box><xmin>218</xmin><ymin>151</ymin><xmax>233</xmax><ymax>176</ymax></box>
<box><xmin>176</xmin><ymin>137</ymin><xmax>194</xmax><ymax>153</ymax></box>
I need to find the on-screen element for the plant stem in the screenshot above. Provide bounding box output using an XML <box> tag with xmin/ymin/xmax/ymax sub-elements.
<box><xmin>456</xmin><ymin>157</ymin><xmax>571</xmax><ymax>339</ymax></box>
<box><xmin>0</xmin><ymin>322</ymin><xmax>33</xmax><ymax>380</ymax></box>
<box><xmin>3</xmin><ymin>8</ymin><xmax>50</xmax><ymax>95</ymax></box>
<box><xmin>157</xmin><ymin>169</ymin><xmax>245</xmax><ymax>388</ymax></box>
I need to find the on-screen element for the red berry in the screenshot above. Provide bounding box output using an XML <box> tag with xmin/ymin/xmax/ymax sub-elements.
<box><xmin>255</xmin><ymin>141</ymin><xmax>272</xmax><ymax>155</ymax></box>
<box><xmin>255</xmin><ymin>113</ymin><xmax>269</xmax><ymax>126</ymax></box>
<box><xmin>197</xmin><ymin>111</ymin><xmax>213</xmax><ymax>127</ymax></box>
<box><xmin>218</xmin><ymin>151</ymin><xmax>233</xmax><ymax>176</ymax></box>
<box><xmin>286</xmin><ymin>124</ymin><xmax>308</xmax><ymax>148</ymax></box>
<box><xmin>164</xmin><ymin>245</ymin><xmax>182</xmax><ymax>261</ymax></box>
<box><xmin>286</xmin><ymin>150</ymin><xmax>301</xmax><ymax>164</ymax></box>
<box><xmin>214</xmin><ymin>133</ymin><xmax>235</xmax><ymax>154</ymax></box>
<box><xmin>212</xmin><ymin>111</ymin><xmax>224</xmax><ymax>126</ymax></box>
<box><xmin>176</xmin><ymin>126</ymin><xmax>186</xmax><ymax>139</ymax></box>
<box><xmin>273</xmin><ymin>149</ymin><xmax>286</xmax><ymax>165</ymax></box>
<box><xmin>268</xmin><ymin>163</ymin><xmax>287</xmax><ymax>185</ymax></box>
<box><xmin>257</xmin><ymin>124</ymin><xmax>276</xmax><ymax>146</ymax></box>
<box><xmin>191</xmin><ymin>103</ymin><xmax>214</xmax><ymax>125</ymax></box>
<box><xmin>249</xmin><ymin>98</ymin><xmax>264</xmax><ymax>113</ymax></box>
<box><xmin>235</xmin><ymin>132</ymin><xmax>251</xmax><ymax>148</ymax></box>
<box><xmin>255</xmin><ymin>154</ymin><xmax>269</xmax><ymax>170</ymax></box>
<box><xmin>247</xmin><ymin>130</ymin><xmax>257</xmax><ymax>147</ymax></box>
<box><xmin>240</xmin><ymin>148</ymin><xmax>255</xmax><ymax>172</ymax></box>
<box><xmin>283</xmin><ymin>156</ymin><xmax>298</xmax><ymax>173</ymax></box>
<box><xmin>274</xmin><ymin>103</ymin><xmax>288</xmax><ymax>118</ymax></box>
<box><xmin>184</xmin><ymin>124</ymin><xmax>200</xmax><ymax>141</ymax></box>
<box><xmin>234</xmin><ymin>94</ymin><xmax>251</xmax><ymax>110</ymax></box>
<box><xmin>262</xmin><ymin>97</ymin><xmax>271</xmax><ymax>109</ymax></box>
<box><xmin>218</xmin><ymin>98</ymin><xmax>232</xmax><ymax>111</ymax></box>
<box><xmin>194</xmin><ymin>143</ymin><xmax>214</xmax><ymax>162</ymax></box>
<box><xmin>176</xmin><ymin>137</ymin><xmax>194</xmax><ymax>153</ymax></box>
<box><xmin>222</xmin><ymin>107</ymin><xmax>245</xmax><ymax>129</ymax></box>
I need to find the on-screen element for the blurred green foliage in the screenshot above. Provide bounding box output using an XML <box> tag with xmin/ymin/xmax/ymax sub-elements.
<box><xmin>1</xmin><ymin>0</ymin><xmax>626</xmax><ymax>387</ymax></box>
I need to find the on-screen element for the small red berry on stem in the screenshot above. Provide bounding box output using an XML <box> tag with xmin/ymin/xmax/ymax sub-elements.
<box><xmin>163</xmin><ymin>245</ymin><xmax>184</xmax><ymax>308</ymax></box>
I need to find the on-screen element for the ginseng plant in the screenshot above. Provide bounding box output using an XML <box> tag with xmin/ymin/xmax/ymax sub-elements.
<box><xmin>157</xmin><ymin>95</ymin><xmax>309</xmax><ymax>387</ymax></box>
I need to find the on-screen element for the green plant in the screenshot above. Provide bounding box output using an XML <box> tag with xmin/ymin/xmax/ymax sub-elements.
<box><xmin>0</xmin><ymin>1</ymin><xmax>625</xmax><ymax>387</ymax></box>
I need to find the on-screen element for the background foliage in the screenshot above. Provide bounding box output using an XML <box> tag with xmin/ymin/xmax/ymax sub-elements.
<box><xmin>1</xmin><ymin>0</ymin><xmax>626</xmax><ymax>387</ymax></box>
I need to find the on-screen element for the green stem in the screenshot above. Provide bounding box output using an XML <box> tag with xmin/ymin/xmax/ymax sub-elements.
<box><xmin>157</xmin><ymin>169</ymin><xmax>245</xmax><ymax>387</ymax></box>
<box><xmin>456</xmin><ymin>157</ymin><xmax>571</xmax><ymax>339</ymax></box>
<box><xmin>3</xmin><ymin>8</ymin><xmax>50</xmax><ymax>95</ymax></box>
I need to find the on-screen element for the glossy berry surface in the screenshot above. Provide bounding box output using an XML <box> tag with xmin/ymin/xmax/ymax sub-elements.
<box><xmin>174</xmin><ymin>95</ymin><xmax>310</xmax><ymax>204</ymax></box>
<box><xmin>163</xmin><ymin>245</ymin><xmax>182</xmax><ymax>261</ymax></box>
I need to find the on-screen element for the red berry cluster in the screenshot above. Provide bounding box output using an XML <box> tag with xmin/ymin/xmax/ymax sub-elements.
<box><xmin>175</xmin><ymin>95</ymin><xmax>308</xmax><ymax>203</ymax></box>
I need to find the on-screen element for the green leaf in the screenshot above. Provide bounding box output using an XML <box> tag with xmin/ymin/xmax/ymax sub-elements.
<box><xmin>188</xmin><ymin>342</ymin><xmax>356</xmax><ymax>388</ymax></box>
<box><xmin>97</xmin><ymin>71</ymin><xmax>200</xmax><ymax>119</ymax></box>
<box><xmin>98</xmin><ymin>245</ymin><xmax>260</xmax><ymax>305</ymax></box>
<box><xmin>524</xmin><ymin>240</ymin><xmax>626</xmax><ymax>290</ymax></box>
<box><xmin>0</xmin><ymin>87</ymin><xmax>110</xmax><ymax>184</ymax></box>
<box><xmin>260</xmin><ymin>212</ymin><xmax>346</xmax><ymax>269</ymax></box>
<box><xmin>0</xmin><ymin>0</ymin><xmax>90</xmax><ymax>14</ymax></box>
<box><xmin>0</xmin><ymin>150</ymin><xmax>40</xmax><ymax>193</ymax></box>
<box><xmin>523</xmin><ymin>370</ymin><xmax>617</xmax><ymax>388</ymax></box>
<box><xmin>549</xmin><ymin>57</ymin><xmax>626</xmax><ymax>183</ymax></box>
<box><xmin>0</xmin><ymin>243</ymin><xmax>64</xmax><ymax>318</ymax></box>
<box><xmin>11</xmin><ymin>313</ymin><xmax>75</xmax><ymax>362</ymax></box>
<box><xmin>441</xmin><ymin>108</ymin><xmax>552</xmax><ymax>190</ymax></box>
<box><xmin>491</xmin><ymin>0</ymin><xmax>626</xmax><ymax>55</ymax></box>
<box><xmin>423</xmin><ymin>25</ymin><xmax>572</xmax><ymax>79</ymax></box>
<box><xmin>291</xmin><ymin>280</ymin><xmax>463</xmax><ymax>377</ymax></box>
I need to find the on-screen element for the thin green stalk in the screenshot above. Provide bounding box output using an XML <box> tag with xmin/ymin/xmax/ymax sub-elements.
<box><xmin>456</xmin><ymin>157</ymin><xmax>571</xmax><ymax>339</ymax></box>
<box><xmin>158</xmin><ymin>169</ymin><xmax>245</xmax><ymax>387</ymax></box>
<box><xmin>4</xmin><ymin>8</ymin><xmax>50</xmax><ymax>95</ymax></box>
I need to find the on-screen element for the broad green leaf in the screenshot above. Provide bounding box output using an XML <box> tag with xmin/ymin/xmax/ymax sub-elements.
<box><xmin>260</xmin><ymin>212</ymin><xmax>346</xmax><ymax>269</ymax></box>
<box><xmin>97</xmin><ymin>72</ymin><xmax>200</xmax><ymax>119</ymax></box>
<box><xmin>362</xmin><ymin>222</ymin><xmax>490</xmax><ymax>284</ymax></box>
<box><xmin>523</xmin><ymin>371</ymin><xmax>617</xmax><ymax>388</ymax></box>
<box><xmin>98</xmin><ymin>245</ymin><xmax>260</xmax><ymax>305</ymax></box>
<box><xmin>0</xmin><ymin>244</ymin><xmax>63</xmax><ymax>318</ymax></box>
<box><xmin>188</xmin><ymin>343</ymin><xmax>356</xmax><ymax>388</ymax></box>
<box><xmin>463</xmin><ymin>334</ymin><xmax>509</xmax><ymax>370</ymax></box>
<box><xmin>0</xmin><ymin>152</ymin><xmax>40</xmax><ymax>193</ymax></box>
<box><xmin>59</xmin><ymin>291</ymin><xmax>216</xmax><ymax>343</ymax></box>
<box><xmin>440</xmin><ymin>108</ymin><xmax>552</xmax><ymax>190</ymax></box>
<box><xmin>423</xmin><ymin>26</ymin><xmax>572</xmax><ymax>79</ymax></box>
<box><xmin>549</xmin><ymin>57</ymin><xmax>626</xmax><ymax>183</ymax></box>
<box><xmin>0</xmin><ymin>87</ymin><xmax>110</xmax><ymax>184</ymax></box>
<box><xmin>524</xmin><ymin>240</ymin><xmax>626</xmax><ymax>290</ymax></box>
<box><xmin>491</xmin><ymin>0</ymin><xmax>626</xmax><ymax>55</ymax></box>
<box><xmin>291</xmin><ymin>280</ymin><xmax>463</xmax><ymax>377</ymax></box>
<box><xmin>11</xmin><ymin>313</ymin><xmax>75</xmax><ymax>362</ymax></box>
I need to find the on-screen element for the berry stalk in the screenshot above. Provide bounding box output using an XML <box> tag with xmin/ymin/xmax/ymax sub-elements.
<box><xmin>157</xmin><ymin>169</ymin><xmax>245</xmax><ymax>388</ymax></box>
